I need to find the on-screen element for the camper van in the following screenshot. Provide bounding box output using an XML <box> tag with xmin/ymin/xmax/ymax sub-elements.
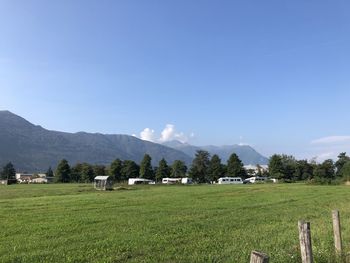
<box><xmin>128</xmin><ymin>178</ymin><xmax>155</xmax><ymax>185</ymax></box>
<box><xmin>244</xmin><ymin>176</ymin><xmax>267</xmax><ymax>184</ymax></box>
<box><xmin>181</xmin><ymin>177</ymin><xmax>193</xmax><ymax>184</ymax></box>
<box><xmin>217</xmin><ymin>177</ymin><xmax>243</xmax><ymax>184</ymax></box>
<box><xmin>162</xmin><ymin>178</ymin><xmax>182</xmax><ymax>184</ymax></box>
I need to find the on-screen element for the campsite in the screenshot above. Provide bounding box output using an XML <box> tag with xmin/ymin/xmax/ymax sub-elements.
<box><xmin>1</xmin><ymin>183</ymin><xmax>349</xmax><ymax>262</ymax></box>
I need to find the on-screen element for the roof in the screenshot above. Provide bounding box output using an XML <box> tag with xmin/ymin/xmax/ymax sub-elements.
<box><xmin>94</xmin><ymin>176</ymin><xmax>110</xmax><ymax>180</ymax></box>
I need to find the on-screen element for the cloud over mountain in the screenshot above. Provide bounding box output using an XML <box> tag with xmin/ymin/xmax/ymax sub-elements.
<box><xmin>139</xmin><ymin>124</ymin><xmax>193</xmax><ymax>143</ymax></box>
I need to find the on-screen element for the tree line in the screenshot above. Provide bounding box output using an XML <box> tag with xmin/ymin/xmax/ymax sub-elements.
<box><xmin>3</xmin><ymin>151</ymin><xmax>350</xmax><ymax>184</ymax></box>
<box><xmin>54</xmin><ymin>151</ymin><xmax>248</xmax><ymax>183</ymax></box>
<box><xmin>268</xmin><ymin>152</ymin><xmax>350</xmax><ymax>183</ymax></box>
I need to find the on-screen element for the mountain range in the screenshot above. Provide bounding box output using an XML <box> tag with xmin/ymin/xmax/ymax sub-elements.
<box><xmin>162</xmin><ymin>140</ymin><xmax>268</xmax><ymax>165</ymax></box>
<box><xmin>0</xmin><ymin>111</ymin><xmax>268</xmax><ymax>172</ymax></box>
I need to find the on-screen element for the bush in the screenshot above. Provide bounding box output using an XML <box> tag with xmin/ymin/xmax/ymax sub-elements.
<box><xmin>306</xmin><ymin>177</ymin><xmax>342</xmax><ymax>185</ymax></box>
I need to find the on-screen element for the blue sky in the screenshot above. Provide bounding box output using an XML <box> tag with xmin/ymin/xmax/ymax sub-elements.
<box><xmin>1</xmin><ymin>0</ymin><xmax>350</xmax><ymax>160</ymax></box>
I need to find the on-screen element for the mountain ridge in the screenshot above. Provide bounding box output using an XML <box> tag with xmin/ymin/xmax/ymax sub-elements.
<box><xmin>162</xmin><ymin>140</ymin><xmax>269</xmax><ymax>165</ymax></box>
<box><xmin>0</xmin><ymin>111</ymin><xmax>268</xmax><ymax>172</ymax></box>
<box><xmin>0</xmin><ymin>111</ymin><xmax>192</xmax><ymax>172</ymax></box>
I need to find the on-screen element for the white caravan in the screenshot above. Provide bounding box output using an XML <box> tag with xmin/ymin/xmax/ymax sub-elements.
<box><xmin>217</xmin><ymin>177</ymin><xmax>243</xmax><ymax>184</ymax></box>
<box><xmin>128</xmin><ymin>178</ymin><xmax>155</xmax><ymax>185</ymax></box>
<box><xmin>181</xmin><ymin>177</ymin><xmax>193</xmax><ymax>184</ymax></box>
<box><xmin>244</xmin><ymin>176</ymin><xmax>268</xmax><ymax>184</ymax></box>
<box><xmin>162</xmin><ymin>178</ymin><xmax>182</xmax><ymax>184</ymax></box>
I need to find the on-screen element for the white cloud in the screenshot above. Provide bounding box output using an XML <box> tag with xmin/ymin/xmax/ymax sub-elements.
<box><xmin>316</xmin><ymin>152</ymin><xmax>336</xmax><ymax>161</ymax></box>
<box><xmin>138</xmin><ymin>124</ymin><xmax>193</xmax><ymax>143</ymax></box>
<box><xmin>306</xmin><ymin>135</ymin><xmax>350</xmax><ymax>162</ymax></box>
<box><xmin>140</xmin><ymin>128</ymin><xmax>156</xmax><ymax>142</ymax></box>
<box><xmin>159</xmin><ymin>124</ymin><xmax>176</xmax><ymax>142</ymax></box>
<box><xmin>311</xmin><ymin>136</ymin><xmax>350</xmax><ymax>145</ymax></box>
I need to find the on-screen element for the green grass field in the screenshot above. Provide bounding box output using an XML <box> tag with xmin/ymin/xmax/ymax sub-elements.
<box><xmin>1</xmin><ymin>183</ymin><xmax>350</xmax><ymax>263</ymax></box>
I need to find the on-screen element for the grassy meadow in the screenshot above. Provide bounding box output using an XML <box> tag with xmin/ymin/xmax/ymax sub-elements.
<box><xmin>1</xmin><ymin>183</ymin><xmax>350</xmax><ymax>262</ymax></box>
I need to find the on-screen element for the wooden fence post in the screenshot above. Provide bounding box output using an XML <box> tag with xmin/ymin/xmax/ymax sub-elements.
<box><xmin>332</xmin><ymin>210</ymin><xmax>342</xmax><ymax>254</ymax></box>
<box><xmin>298</xmin><ymin>220</ymin><xmax>313</xmax><ymax>263</ymax></box>
<box><xmin>250</xmin><ymin>250</ymin><xmax>269</xmax><ymax>263</ymax></box>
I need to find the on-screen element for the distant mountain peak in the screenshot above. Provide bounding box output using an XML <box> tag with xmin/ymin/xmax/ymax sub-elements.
<box><xmin>164</xmin><ymin>141</ymin><xmax>268</xmax><ymax>165</ymax></box>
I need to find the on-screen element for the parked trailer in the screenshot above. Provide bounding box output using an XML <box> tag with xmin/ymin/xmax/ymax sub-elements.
<box><xmin>181</xmin><ymin>177</ymin><xmax>193</xmax><ymax>184</ymax></box>
<box><xmin>128</xmin><ymin>178</ymin><xmax>155</xmax><ymax>185</ymax></box>
<box><xmin>162</xmin><ymin>178</ymin><xmax>182</xmax><ymax>184</ymax></box>
<box><xmin>217</xmin><ymin>177</ymin><xmax>243</xmax><ymax>184</ymax></box>
<box><xmin>244</xmin><ymin>176</ymin><xmax>268</xmax><ymax>184</ymax></box>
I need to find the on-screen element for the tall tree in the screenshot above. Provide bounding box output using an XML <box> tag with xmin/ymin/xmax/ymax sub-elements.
<box><xmin>109</xmin><ymin>159</ymin><xmax>123</xmax><ymax>182</ymax></box>
<box><xmin>0</xmin><ymin>162</ymin><xmax>16</xmax><ymax>180</ymax></box>
<box><xmin>55</xmin><ymin>159</ymin><xmax>71</xmax><ymax>183</ymax></box>
<box><xmin>80</xmin><ymin>163</ymin><xmax>95</xmax><ymax>183</ymax></box>
<box><xmin>294</xmin><ymin>160</ymin><xmax>313</xmax><ymax>181</ymax></box>
<box><xmin>268</xmin><ymin>154</ymin><xmax>284</xmax><ymax>179</ymax></box>
<box><xmin>156</xmin><ymin>158</ymin><xmax>170</xmax><ymax>181</ymax></box>
<box><xmin>313</xmin><ymin>159</ymin><xmax>335</xmax><ymax>180</ymax></box>
<box><xmin>226</xmin><ymin>153</ymin><xmax>247</xmax><ymax>179</ymax></box>
<box><xmin>280</xmin><ymin>155</ymin><xmax>297</xmax><ymax>180</ymax></box>
<box><xmin>46</xmin><ymin>166</ymin><xmax>54</xmax><ymax>178</ymax></box>
<box><xmin>208</xmin><ymin>154</ymin><xmax>224</xmax><ymax>182</ymax></box>
<box><xmin>121</xmin><ymin>160</ymin><xmax>139</xmax><ymax>180</ymax></box>
<box><xmin>189</xmin><ymin>150</ymin><xmax>210</xmax><ymax>183</ymax></box>
<box><xmin>139</xmin><ymin>154</ymin><xmax>154</xmax><ymax>180</ymax></box>
<box><xmin>171</xmin><ymin>160</ymin><xmax>187</xmax><ymax>178</ymax></box>
<box><xmin>340</xmin><ymin>162</ymin><xmax>350</xmax><ymax>181</ymax></box>
<box><xmin>335</xmin><ymin>152</ymin><xmax>350</xmax><ymax>176</ymax></box>
<box><xmin>71</xmin><ymin>163</ymin><xmax>83</xmax><ymax>182</ymax></box>
<box><xmin>93</xmin><ymin>165</ymin><xmax>106</xmax><ymax>176</ymax></box>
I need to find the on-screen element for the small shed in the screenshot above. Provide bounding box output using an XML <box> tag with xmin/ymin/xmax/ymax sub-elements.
<box><xmin>94</xmin><ymin>176</ymin><xmax>113</xmax><ymax>190</ymax></box>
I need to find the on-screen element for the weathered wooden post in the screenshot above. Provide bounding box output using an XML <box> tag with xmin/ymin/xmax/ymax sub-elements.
<box><xmin>298</xmin><ymin>220</ymin><xmax>313</xmax><ymax>263</ymax></box>
<box><xmin>250</xmin><ymin>250</ymin><xmax>269</xmax><ymax>263</ymax></box>
<box><xmin>332</xmin><ymin>210</ymin><xmax>342</xmax><ymax>254</ymax></box>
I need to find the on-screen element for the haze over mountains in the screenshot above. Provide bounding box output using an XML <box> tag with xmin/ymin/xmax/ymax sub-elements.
<box><xmin>162</xmin><ymin>140</ymin><xmax>268</xmax><ymax>165</ymax></box>
<box><xmin>0</xmin><ymin>111</ymin><xmax>268</xmax><ymax>172</ymax></box>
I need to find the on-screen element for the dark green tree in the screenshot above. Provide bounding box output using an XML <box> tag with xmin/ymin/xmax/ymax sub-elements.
<box><xmin>70</xmin><ymin>163</ymin><xmax>83</xmax><ymax>182</ymax></box>
<box><xmin>268</xmin><ymin>154</ymin><xmax>284</xmax><ymax>179</ymax></box>
<box><xmin>281</xmin><ymin>155</ymin><xmax>297</xmax><ymax>180</ymax></box>
<box><xmin>294</xmin><ymin>160</ymin><xmax>313</xmax><ymax>181</ymax></box>
<box><xmin>155</xmin><ymin>158</ymin><xmax>170</xmax><ymax>181</ymax></box>
<box><xmin>0</xmin><ymin>162</ymin><xmax>16</xmax><ymax>180</ymax></box>
<box><xmin>93</xmin><ymin>165</ymin><xmax>106</xmax><ymax>176</ymax></box>
<box><xmin>46</xmin><ymin>166</ymin><xmax>54</xmax><ymax>178</ymax></box>
<box><xmin>208</xmin><ymin>154</ymin><xmax>224</xmax><ymax>182</ymax></box>
<box><xmin>80</xmin><ymin>163</ymin><xmax>94</xmax><ymax>183</ymax></box>
<box><xmin>139</xmin><ymin>154</ymin><xmax>154</xmax><ymax>180</ymax></box>
<box><xmin>109</xmin><ymin>159</ymin><xmax>123</xmax><ymax>182</ymax></box>
<box><xmin>226</xmin><ymin>153</ymin><xmax>247</xmax><ymax>179</ymax></box>
<box><xmin>340</xmin><ymin>162</ymin><xmax>350</xmax><ymax>181</ymax></box>
<box><xmin>313</xmin><ymin>159</ymin><xmax>335</xmax><ymax>180</ymax></box>
<box><xmin>335</xmin><ymin>152</ymin><xmax>350</xmax><ymax>176</ymax></box>
<box><xmin>171</xmin><ymin>160</ymin><xmax>187</xmax><ymax>178</ymax></box>
<box><xmin>189</xmin><ymin>150</ymin><xmax>210</xmax><ymax>183</ymax></box>
<box><xmin>121</xmin><ymin>160</ymin><xmax>139</xmax><ymax>180</ymax></box>
<box><xmin>55</xmin><ymin>159</ymin><xmax>71</xmax><ymax>183</ymax></box>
